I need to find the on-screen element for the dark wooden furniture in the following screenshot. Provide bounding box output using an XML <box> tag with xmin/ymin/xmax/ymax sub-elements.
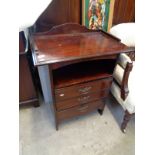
<box><xmin>30</xmin><ymin>23</ymin><xmax>133</xmax><ymax>130</ymax></box>
<box><xmin>113</xmin><ymin>0</ymin><xmax>135</xmax><ymax>25</ymax></box>
<box><xmin>19</xmin><ymin>31</ymin><xmax>40</xmax><ymax>107</ymax></box>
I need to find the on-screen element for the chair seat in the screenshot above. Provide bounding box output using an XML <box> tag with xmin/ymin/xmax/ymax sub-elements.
<box><xmin>110</xmin><ymin>23</ymin><xmax>135</xmax><ymax>47</ymax></box>
<box><xmin>113</xmin><ymin>64</ymin><xmax>124</xmax><ymax>85</ymax></box>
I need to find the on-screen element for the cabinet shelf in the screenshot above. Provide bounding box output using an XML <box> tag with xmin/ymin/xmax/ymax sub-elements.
<box><xmin>53</xmin><ymin>59</ymin><xmax>116</xmax><ymax>89</ymax></box>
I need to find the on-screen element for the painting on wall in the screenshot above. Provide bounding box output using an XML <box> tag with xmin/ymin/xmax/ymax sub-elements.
<box><xmin>82</xmin><ymin>0</ymin><xmax>115</xmax><ymax>32</ymax></box>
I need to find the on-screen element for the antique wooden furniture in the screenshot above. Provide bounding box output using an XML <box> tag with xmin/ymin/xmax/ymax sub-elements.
<box><xmin>110</xmin><ymin>53</ymin><xmax>135</xmax><ymax>133</ymax></box>
<box><xmin>29</xmin><ymin>23</ymin><xmax>133</xmax><ymax>130</ymax></box>
<box><xmin>19</xmin><ymin>31</ymin><xmax>40</xmax><ymax>107</ymax></box>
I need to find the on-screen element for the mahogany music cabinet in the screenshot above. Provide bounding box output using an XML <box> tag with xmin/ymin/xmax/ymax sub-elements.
<box><xmin>30</xmin><ymin>23</ymin><xmax>133</xmax><ymax>130</ymax></box>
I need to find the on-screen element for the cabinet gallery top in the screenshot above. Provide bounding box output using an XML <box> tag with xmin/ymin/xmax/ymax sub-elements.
<box><xmin>30</xmin><ymin>23</ymin><xmax>133</xmax><ymax>66</ymax></box>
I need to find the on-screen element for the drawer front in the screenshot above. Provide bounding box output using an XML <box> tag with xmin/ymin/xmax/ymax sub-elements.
<box><xmin>55</xmin><ymin>78</ymin><xmax>112</xmax><ymax>102</ymax></box>
<box><xmin>57</xmin><ymin>100</ymin><xmax>103</xmax><ymax>121</ymax></box>
<box><xmin>56</xmin><ymin>90</ymin><xmax>109</xmax><ymax>111</ymax></box>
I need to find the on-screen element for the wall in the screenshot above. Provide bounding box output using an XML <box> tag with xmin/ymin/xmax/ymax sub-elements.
<box><xmin>112</xmin><ymin>0</ymin><xmax>135</xmax><ymax>25</ymax></box>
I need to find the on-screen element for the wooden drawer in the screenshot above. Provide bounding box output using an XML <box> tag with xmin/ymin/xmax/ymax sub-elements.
<box><xmin>55</xmin><ymin>78</ymin><xmax>112</xmax><ymax>102</ymax></box>
<box><xmin>56</xmin><ymin>90</ymin><xmax>109</xmax><ymax>111</ymax></box>
<box><xmin>57</xmin><ymin>100</ymin><xmax>103</xmax><ymax>121</ymax></box>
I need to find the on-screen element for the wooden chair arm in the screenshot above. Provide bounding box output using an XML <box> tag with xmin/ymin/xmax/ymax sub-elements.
<box><xmin>126</xmin><ymin>47</ymin><xmax>135</xmax><ymax>61</ymax></box>
<box><xmin>121</xmin><ymin>62</ymin><xmax>133</xmax><ymax>100</ymax></box>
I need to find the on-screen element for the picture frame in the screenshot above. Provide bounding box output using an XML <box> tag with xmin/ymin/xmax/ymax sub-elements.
<box><xmin>82</xmin><ymin>0</ymin><xmax>115</xmax><ymax>32</ymax></box>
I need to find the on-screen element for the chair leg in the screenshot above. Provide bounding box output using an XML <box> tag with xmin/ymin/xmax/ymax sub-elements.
<box><xmin>121</xmin><ymin>110</ymin><xmax>132</xmax><ymax>133</ymax></box>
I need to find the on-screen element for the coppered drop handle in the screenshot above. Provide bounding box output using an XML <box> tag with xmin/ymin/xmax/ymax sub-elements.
<box><xmin>78</xmin><ymin>96</ymin><xmax>90</xmax><ymax>102</ymax></box>
<box><xmin>79</xmin><ymin>86</ymin><xmax>92</xmax><ymax>93</ymax></box>
<box><xmin>78</xmin><ymin>105</ymin><xmax>89</xmax><ymax>111</ymax></box>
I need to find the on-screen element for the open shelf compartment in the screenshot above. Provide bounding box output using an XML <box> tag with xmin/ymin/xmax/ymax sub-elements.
<box><xmin>53</xmin><ymin>59</ymin><xmax>116</xmax><ymax>89</ymax></box>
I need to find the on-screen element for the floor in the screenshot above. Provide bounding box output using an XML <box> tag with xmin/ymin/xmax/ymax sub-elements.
<box><xmin>19</xmin><ymin>97</ymin><xmax>135</xmax><ymax>155</ymax></box>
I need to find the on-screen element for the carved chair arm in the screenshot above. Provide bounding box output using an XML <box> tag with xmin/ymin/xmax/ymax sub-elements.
<box><xmin>113</xmin><ymin>53</ymin><xmax>133</xmax><ymax>101</ymax></box>
<box><xmin>120</xmin><ymin>62</ymin><xmax>133</xmax><ymax>100</ymax></box>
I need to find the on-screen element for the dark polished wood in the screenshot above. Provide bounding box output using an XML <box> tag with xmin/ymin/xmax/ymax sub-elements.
<box><xmin>30</xmin><ymin>23</ymin><xmax>133</xmax><ymax>130</ymax></box>
<box><xmin>121</xmin><ymin>62</ymin><xmax>133</xmax><ymax>100</ymax></box>
<box><xmin>56</xmin><ymin>90</ymin><xmax>109</xmax><ymax>111</ymax></box>
<box><xmin>31</xmin><ymin>23</ymin><xmax>133</xmax><ymax>66</ymax></box>
<box><xmin>57</xmin><ymin>100</ymin><xmax>104</xmax><ymax>121</ymax></box>
<box><xmin>113</xmin><ymin>0</ymin><xmax>135</xmax><ymax>25</ymax></box>
<box><xmin>55</xmin><ymin>78</ymin><xmax>112</xmax><ymax>101</ymax></box>
<box><xmin>51</xmin><ymin>54</ymin><xmax>118</xmax><ymax>70</ymax></box>
<box><xmin>19</xmin><ymin>31</ymin><xmax>40</xmax><ymax>107</ymax></box>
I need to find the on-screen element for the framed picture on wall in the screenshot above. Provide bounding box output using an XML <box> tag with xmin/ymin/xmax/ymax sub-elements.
<box><xmin>82</xmin><ymin>0</ymin><xmax>115</xmax><ymax>32</ymax></box>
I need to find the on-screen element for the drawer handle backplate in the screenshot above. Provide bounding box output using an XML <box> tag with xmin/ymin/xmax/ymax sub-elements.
<box><xmin>79</xmin><ymin>86</ymin><xmax>92</xmax><ymax>94</ymax></box>
<box><xmin>78</xmin><ymin>96</ymin><xmax>90</xmax><ymax>102</ymax></box>
<box><xmin>78</xmin><ymin>105</ymin><xmax>89</xmax><ymax>112</ymax></box>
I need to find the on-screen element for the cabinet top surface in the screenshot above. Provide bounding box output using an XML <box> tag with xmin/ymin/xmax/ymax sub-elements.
<box><xmin>30</xmin><ymin>23</ymin><xmax>133</xmax><ymax>66</ymax></box>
